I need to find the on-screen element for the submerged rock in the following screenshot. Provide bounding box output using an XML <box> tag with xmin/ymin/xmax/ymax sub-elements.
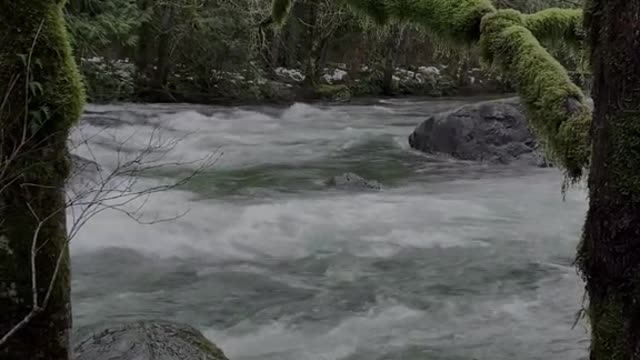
<box><xmin>328</xmin><ymin>172</ymin><xmax>382</xmax><ymax>191</ymax></box>
<box><xmin>408</xmin><ymin>97</ymin><xmax>547</xmax><ymax>167</ymax></box>
<box><xmin>74</xmin><ymin>320</ymin><xmax>229</xmax><ymax>360</ymax></box>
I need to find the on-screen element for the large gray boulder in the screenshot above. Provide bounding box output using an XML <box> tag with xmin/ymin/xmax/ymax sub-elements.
<box><xmin>408</xmin><ymin>97</ymin><xmax>547</xmax><ymax>166</ymax></box>
<box><xmin>74</xmin><ymin>320</ymin><xmax>229</xmax><ymax>360</ymax></box>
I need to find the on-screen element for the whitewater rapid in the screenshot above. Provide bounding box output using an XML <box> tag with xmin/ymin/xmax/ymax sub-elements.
<box><xmin>69</xmin><ymin>98</ymin><xmax>589</xmax><ymax>360</ymax></box>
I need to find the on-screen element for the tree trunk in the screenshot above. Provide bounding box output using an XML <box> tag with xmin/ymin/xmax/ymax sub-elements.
<box><xmin>285</xmin><ymin>2</ymin><xmax>306</xmax><ymax>69</ymax></box>
<box><xmin>577</xmin><ymin>1</ymin><xmax>640</xmax><ymax>359</ymax></box>
<box><xmin>381</xmin><ymin>25</ymin><xmax>406</xmax><ymax>96</ymax></box>
<box><xmin>154</xmin><ymin>3</ymin><xmax>176</xmax><ymax>90</ymax></box>
<box><xmin>301</xmin><ymin>0</ymin><xmax>320</xmax><ymax>87</ymax></box>
<box><xmin>136</xmin><ymin>0</ymin><xmax>155</xmax><ymax>85</ymax></box>
<box><xmin>0</xmin><ymin>1</ymin><xmax>83</xmax><ymax>359</ymax></box>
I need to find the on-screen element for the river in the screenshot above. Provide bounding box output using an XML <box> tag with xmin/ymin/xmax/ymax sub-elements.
<box><xmin>69</xmin><ymin>97</ymin><xmax>589</xmax><ymax>360</ymax></box>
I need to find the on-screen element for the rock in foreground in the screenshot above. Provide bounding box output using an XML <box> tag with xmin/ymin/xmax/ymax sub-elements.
<box><xmin>408</xmin><ymin>97</ymin><xmax>547</xmax><ymax>166</ymax></box>
<box><xmin>328</xmin><ymin>172</ymin><xmax>382</xmax><ymax>191</ymax></box>
<box><xmin>74</xmin><ymin>320</ymin><xmax>229</xmax><ymax>360</ymax></box>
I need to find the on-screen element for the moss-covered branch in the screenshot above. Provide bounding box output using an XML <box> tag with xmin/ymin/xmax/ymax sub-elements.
<box><xmin>344</xmin><ymin>0</ymin><xmax>496</xmax><ymax>43</ymax></box>
<box><xmin>268</xmin><ymin>0</ymin><xmax>592</xmax><ymax>179</ymax></box>
<box><xmin>523</xmin><ymin>8</ymin><xmax>584</xmax><ymax>48</ymax></box>
<box><xmin>480</xmin><ymin>10</ymin><xmax>590</xmax><ymax>179</ymax></box>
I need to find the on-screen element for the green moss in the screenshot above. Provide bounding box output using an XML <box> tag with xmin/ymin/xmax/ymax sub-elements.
<box><xmin>588</xmin><ymin>295</ymin><xmax>626</xmax><ymax>360</ymax></box>
<box><xmin>345</xmin><ymin>0</ymin><xmax>495</xmax><ymax>43</ymax></box>
<box><xmin>480</xmin><ymin>10</ymin><xmax>590</xmax><ymax>180</ymax></box>
<box><xmin>523</xmin><ymin>9</ymin><xmax>584</xmax><ymax>49</ymax></box>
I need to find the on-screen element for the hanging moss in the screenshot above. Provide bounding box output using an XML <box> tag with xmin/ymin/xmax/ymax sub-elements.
<box><xmin>480</xmin><ymin>10</ymin><xmax>590</xmax><ymax>179</ymax></box>
<box><xmin>523</xmin><ymin>8</ymin><xmax>584</xmax><ymax>49</ymax></box>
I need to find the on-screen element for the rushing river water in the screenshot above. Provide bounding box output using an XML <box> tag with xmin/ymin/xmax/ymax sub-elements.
<box><xmin>69</xmin><ymin>97</ymin><xmax>589</xmax><ymax>360</ymax></box>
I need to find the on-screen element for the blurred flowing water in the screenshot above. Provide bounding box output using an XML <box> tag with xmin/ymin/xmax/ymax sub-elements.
<box><xmin>69</xmin><ymin>97</ymin><xmax>589</xmax><ymax>360</ymax></box>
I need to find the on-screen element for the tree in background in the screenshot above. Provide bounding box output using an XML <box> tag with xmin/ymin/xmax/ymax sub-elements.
<box><xmin>283</xmin><ymin>0</ymin><xmax>353</xmax><ymax>86</ymax></box>
<box><xmin>270</xmin><ymin>0</ymin><xmax>640</xmax><ymax>359</ymax></box>
<box><xmin>61</xmin><ymin>0</ymin><xmax>582</xmax><ymax>102</ymax></box>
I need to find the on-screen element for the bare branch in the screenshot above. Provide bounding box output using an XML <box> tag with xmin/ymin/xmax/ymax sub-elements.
<box><xmin>0</xmin><ymin>113</ymin><xmax>221</xmax><ymax>347</ymax></box>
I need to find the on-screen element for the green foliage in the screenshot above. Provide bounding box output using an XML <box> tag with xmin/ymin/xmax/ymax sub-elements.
<box><xmin>60</xmin><ymin>0</ymin><xmax>587</xmax><ymax>112</ymax></box>
<box><xmin>65</xmin><ymin>0</ymin><xmax>145</xmax><ymax>57</ymax></box>
<box><xmin>80</xmin><ymin>57</ymin><xmax>135</xmax><ymax>102</ymax></box>
<box><xmin>163</xmin><ymin>0</ymin><xmax>267</xmax><ymax>95</ymax></box>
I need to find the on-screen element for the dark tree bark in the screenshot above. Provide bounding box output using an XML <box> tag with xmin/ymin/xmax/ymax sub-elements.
<box><xmin>0</xmin><ymin>1</ymin><xmax>84</xmax><ymax>359</ymax></box>
<box><xmin>136</xmin><ymin>0</ymin><xmax>155</xmax><ymax>82</ymax></box>
<box><xmin>154</xmin><ymin>3</ymin><xmax>176</xmax><ymax>89</ymax></box>
<box><xmin>577</xmin><ymin>1</ymin><xmax>640</xmax><ymax>359</ymax></box>
<box><xmin>380</xmin><ymin>25</ymin><xmax>406</xmax><ymax>96</ymax></box>
<box><xmin>301</xmin><ymin>0</ymin><xmax>320</xmax><ymax>86</ymax></box>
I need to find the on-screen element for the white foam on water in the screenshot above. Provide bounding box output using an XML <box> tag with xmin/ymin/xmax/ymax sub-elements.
<box><xmin>71</xmin><ymin>101</ymin><xmax>590</xmax><ymax>360</ymax></box>
<box><xmin>206</xmin><ymin>302</ymin><xmax>425</xmax><ymax>360</ymax></box>
<box><xmin>74</xmin><ymin>103</ymin><xmax>391</xmax><ymax>172</ymax></box>
<box><xmin>205</xmin><ymin>288</ymin><xmax>587</xmax><ymax>360</ymax></box>
<box><xmin>70</xmin><ymin>185</ymin><xmax>500</xmax><ymax>261</ymax></box>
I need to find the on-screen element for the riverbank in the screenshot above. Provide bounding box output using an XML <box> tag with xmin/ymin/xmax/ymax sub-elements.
<box><xmin>80</xmin><ymin>57</ymin><xmax>512</xmax><ymax>105</ymax></box>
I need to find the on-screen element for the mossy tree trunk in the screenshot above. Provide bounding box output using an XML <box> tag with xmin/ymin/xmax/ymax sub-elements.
<box><xmin>577</xmin><ymin>1</ymin><xmax>640</xmax><ymax>359</ymax></box>
<box><xmin>0</xmin><ymin>1</ymin><xmax>84</xmax><ymax>359</ymax></box>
